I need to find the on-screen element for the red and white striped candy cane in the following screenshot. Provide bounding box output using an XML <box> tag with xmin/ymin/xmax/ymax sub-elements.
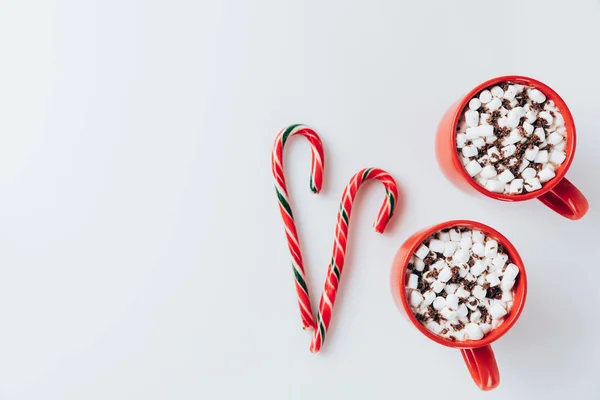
<box><xmin>310</xmin><ymin>168</ymin><xmax>398</xmax><ymax>353</ymax></box>
<box><xmin>272</xmin><ymin>124</ymin><xmax>324</xmax><ymax>330</ymax></box>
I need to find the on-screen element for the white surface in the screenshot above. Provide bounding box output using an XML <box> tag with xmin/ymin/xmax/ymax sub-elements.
<box><xmin>0</xmin><ymin>1</ymin><xmax>599</xmax><ymax>399</ymax></box>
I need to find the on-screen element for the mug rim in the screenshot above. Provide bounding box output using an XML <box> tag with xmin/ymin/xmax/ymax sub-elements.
<box><xmin>395</xmin><ymin>220</ymin><xmax>528</xmax><ymax>349</ymax></box>
<box><xmin>448</xmin><ymin>75</ymin><xmax>577</xmax><ymax>202</ymax></box>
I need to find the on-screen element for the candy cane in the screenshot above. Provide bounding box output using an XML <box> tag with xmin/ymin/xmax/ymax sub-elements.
<box><xmin>310</xmin><ymin>168</ymin><xmax>398</xmax><ymax>353</ymax></box>
<box><xmin>272</xmin><ymin>124</ymin><xmax>324</xmax><ymax>330</ymax></box>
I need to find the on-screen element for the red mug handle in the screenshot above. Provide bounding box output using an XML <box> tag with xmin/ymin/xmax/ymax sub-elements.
<box><xmin>460</xmin><ymin>345</ymin><xmax>500</xmax><ymax>391</ymax></box>
<box><xmin>538</xmin><ymin>177</ymin><xmax>589</xmax><ymax>220</ymax></box>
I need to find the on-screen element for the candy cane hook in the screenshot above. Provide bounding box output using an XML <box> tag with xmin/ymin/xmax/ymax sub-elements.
<box><xmin>310</xmin><ymin>168</ymin><xmax>398</xmax><ymax>352</ymax></box>
<box><xmin>272</xmin><ymin>124</ymin><xmax>324</xmax><ymax>330</ymax></box>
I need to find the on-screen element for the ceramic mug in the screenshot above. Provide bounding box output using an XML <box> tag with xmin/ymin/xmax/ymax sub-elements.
<box><xmin>436</xmin><ymin>75</ymin><xmax>589</xmax><ymax>220</ymax></box>
<box><xmin>390</xmin><ymin>220</ymin><xmax>527</xmax><ymax>391</ymax></box>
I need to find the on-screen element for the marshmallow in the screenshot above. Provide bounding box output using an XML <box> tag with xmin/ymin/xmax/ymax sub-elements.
<box><xmin>480</xmin><ymin>323</ymin><xmax>493</xmax><ymax>335</ymax></box>
<box><xmin>415</xmin><ymin>244</ymin><xmax>429</xmax><ymax>259</ymax></box>
<box><xmin>479</xmin><ymin>90</ymin><xmax>492</xmax><ymax>104</ymax></box>
<box><xmin>474</xmin><ymin>231</ymin><xmax>485</xmax><ymax>244</ymax></box>
<box><xmin>528</xmin><ymin>88</ymin><xmax>546</xmax><ymax>103</ymax></box>
<box><xmin>465</xmin><ymin>110</ymin><xmax>480</xmax><ymax>127</ymax></box>
<box><xmin>444</xmin><ymin>283</ymin><xmax>459</xmax><ymax>295</ymax></box>
<box><xmin>538</xmin><ymin>111</ymin><xmax>553</xmax><ymax>126</ymax></box>
<box><xmin>438</xmin><ymin>266</ymin><xmax>452</xmax><ymax>282</ymax></box>
<box><xmin>449</xmin><ymin>229</ymin><xmax>461</xmax><ymax>242</ymax></box>
<box><xmin>489</xmin><ymin>303</ymin><xmax>508</xmax><ymax>319</ymax></box>
<box><xmin>485</xmin><ymin>179</ymin><xmax>505</xmax><ymax>193</ymax></box>
<box><xmin>472</xmin><ymin>242</ymin><xmax>485</xmax><ymax>257</ymax></box>
<box><xmin>456</xmin><ymin>287</ymin><xmax>470</xmax><ymax>298</ymax></box>
<box><xmin>503</xmin><ymin>85</ymin><xmax>518</xmax><ymax>101</ymax></box>
<box><xmin>480</xmin><ymin>165</ymin><xmax>498</xmax><ymax>179</ymax></box>
<box><xmin>485</xmin><ymin>239</ymin><xmax>498</xmax><ymax>258</ymax></box>
<box><xmin>461</xmin><ymin>230</ymin><xmax>472</xmax><ymax>238</ymax></box>
<box><xmin>409</xmin><ymin>290</ymin><xmax>424</xmax><ymax>307</ymax></box>
<box><xmin>521</xmin><ymin>167</ymin><xmax>537</xmax><ymax>180</ymax></box>
<box><xmin>503</xmin><ymin>263</ymin><xmax>519</xmax><ymax>281</ymax></box>
<box><xmin>486</xmin><ymin>97</ymin><xmax>502</xmax><ymax>112</ymax></box>
<box><xmin>487</xmin><ymin>146</ymin><xmax>501</xmax><ymax>160</ymax></box>
<box><xmin>508</xmin><ymin>178</ymin><xmax>524</xmax><ymax>194</ymax></box>
<box><xmin>423</xmin><ymin>290</ymin><xmax>437</xmax><ymax>306</ymax></box>
<box><xmin>432</xmin><ymin>296</ymin><xmax>446</xmax><ymax>310</ymax></box>
<box><xmin>438</xmin><ymin>231</ymin><xmax>450</xmax><ymax>242</ymax></box>
<box><xmin>538</xmin><ymin>166</ymin><xmax>556</xmax><ymax>183</ymax></box>
<box><xmin>492</xmin><ymin>254</ymin><xmax>508</xmax><ymax>270</ymax></box>
<box><xmin>497</xmin><ymin>169</ymin><xmax>515</xmax><ymax>184</ymax></box>
<box><xmin>407</xmin><ymin>273</ymin><xmax>419</xmax><ymax>289</ymax></box>
<box><xmin>519</xmin><ymin>159</ymin><xmax>530</xmax><ymax>173</ymax></box>
<box><xmin>524</xmin><ymin>178</ymin><xmax>542</xmax><ymax>192</ymax></box>
<box><xmin>470</xmin><ymin>260</ymin><xmax>487</xmax><ymax>277</ymax></box>
<box><xmin>446</xmin><ymin>294</ymin><xmax>459</xmax><ymax>310</ymax></box>
<box><xmin>441</xmin><ymin>307</ymin><xmax>458</xmax><ymax>321</ymax></box>
<box><xmin>465</xmin><ymin>323</ymin><xmax>484</xmax><ymax>340</ymax></box>
<box><xmin>429</xmin><ymin>239</ymin><xmax>446</xmax><ymax>254</ymax></box>
<box><xmin>465</xmin><ymin>160</ymin><xmax>483</xmax><ymax>177</ymax></box>
<box><xmin>473</xmin><ymin>285</ymin><xmax>487</xmax><ymax>300</ymax></box>
<box><xmin>470</xmin><ymin>310</ymin><xmax>482</xmax><ymax>323</ymax></box>
<box><xmin>479</xmin><ymin>113</ymin><xmax>490</xmax><ymax>125</ymax></box>
<box><xmin>432</xmin><ymin>280</ymin><xmax>446</xmax><ymax>293</ymax></box>
<box><xmin>501</xmin><ymin>278</ymin><xmax>515</xmax><ymax>291</ymax></box>
<box><xmin>554</xmin><ymin>140</ymin><xmax>567</xmax><ymax>152</ymax></box>
<box><xmin>432</xmin><ymin>260</ymin><xmax>447</xmax><ymax>270</ymax></box>
<box><xmin>453</xmin><ymin>248</ymin><xmax>470</xmax><ymax>264</ymax></box>
<box><xmin>472</xmin><ymin>138</ymin><xmax>486</xmax><ymax>148</ymax></box>
<box><xmin>462</xmin><ymin>144</ymin><xmax>478</xmax><ymax>157</ymax></box>
<box><xmin>547</xmin><ymin>131</ymin><xmax>563</xmax><ymax>145</ymax></box>
<box><xmin>502</xmin><ymin>129</ymin><xmax>522</xmax><ymax>146</ymax></box>
<box><xmin>486</xmin><ymin>273</ymin><xmax>501</xmax><ymax>287</ymax></box>
<box><xmin>524</xmin><ymin>146</ymin><xmax>539</xmax><ymax>161</ymax></box>
<box><xmin>466</xmin><ymin>297</ymin><xmax>479</xmax><ymax>311</ymax></box>
<box><xmin>522</xmin><ymin>121</ymin><xmax>534</xmax><ymax>135</ymax></box>
<box><xmin>443</xmin><ymin>241</ymin><xmax>458</xmax><ymax>258</ymax></box>
<box><xmin>414</xmin><ymin>258</ymin><xmax>425</xmax><ymax>271</ymax></box>
<box><xmin>477</xmin><ymin>275</ymin><xmax>485</xmax><ymax>286</ymax></box>
<box><xmin>525</xmin><ymin>110</ymin><xmax>537</xmax><ymax>124</ymax></box>
<box><xmin>550</xmin><ymin>150</ymin><xmax>566</xmax><ymax>165</ymax></box>
<box><xmin>426</xmin><ymin>320</ymin><xmax>444</xmax><ymax>334</ymax></box>
<box><xmin>501</xmin><ymin>290</ymin><xmax>513</xmax><ymax>302</ymax></box>
<box><xmin>469</xmin><ymin>98</ymin><xmax>482</xmax><ymax>110</ymax></box>
<box><xmin>534</xmin><ymin>150</ymin><xmax>549</xmax><ymax>163</ymax></box>
<box><xmin>491</xmin><ymin>86</ymin><xmax>504</xmax><ymax>98</ymax></box>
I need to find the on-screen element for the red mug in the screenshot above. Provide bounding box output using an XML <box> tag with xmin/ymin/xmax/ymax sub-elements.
<box><xmin>436</xmin><ymin>75</ymin><xmax>589</xmax><ymax>220</ymax></box>
<box><xmin>390</xmin><ymin>220</ymin><xmax>527</xmax><ymax>391</ymax></box>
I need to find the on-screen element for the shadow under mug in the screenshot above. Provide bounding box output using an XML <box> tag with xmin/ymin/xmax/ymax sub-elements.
<box><xmin>390</xmin><ymin>220</ymin><xmax>527</xmax><ymax>391</ymax></box>
<box><xmin>436</xmin><ymin>75</ymin><xmax>589</xmax><ymax>220</ymax></box>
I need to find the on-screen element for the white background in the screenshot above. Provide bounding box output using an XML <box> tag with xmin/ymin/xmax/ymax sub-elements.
<box><xmin>0</xmin><ymin>0</ymin><xmax>599</xmax><ymax>399</ymax></box>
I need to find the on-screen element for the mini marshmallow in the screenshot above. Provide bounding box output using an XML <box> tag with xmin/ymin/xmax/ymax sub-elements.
<box><xmin>432</xmin><ymin>260</ymin><xmax>447</xmax><ymax>270</ymax></box>
<box><xmin>429</xmin><ymin>239</ymin><xmax>446</xmax><ymax>254</ymax></box>
<box><xmin>465</xmin><ymin>160</ymin><xmax>483</xmax><ymax>177</ymax></box>
<box><xmin>469</xmin><ymin>98</ymin><xmax>481</xmax><ymax>110</ymax></box>
<box><xmin>446</xmin><ymin>294</ymin><xmax>459</xmax><ymax>310</ymax></box>
<box><xmin>534</xmin><ymin>150</ymin><xmax>549</xmax><ymax>163</ymax></box>
<box><xmin>489</xmin><ymin>303</ymin><xmax>508</xmax><ymax>319</ymax></box>
<box><xmin>486</xmin><ymin>273</ymin><xmax>501</xmax><ymax>287</ymax></box>
<box><xmin>521</xmin><ymin>167</ymin><xmax>537</xmax><ymax>180</ymax></box>
<box><xmin>470</xmin><ymin>260</ymin><xmax>487</xmax><ymax>277</ymax></box>
<box><xmin>458</xmin><ymin>303</ymin><xmax>469</xmax><ymax>318</ymax></box>
<box><xmin>462</xmin><ymin>144</ymin><xmax>478</xmax><ymax>158</ymax></box>
<box><xmin>497</xmin><ymin>169</ymin><xmax>515</xmax><ymax>184</ymax></box>
<box><xmin>519</xmin><ymin>159</ymin><xmax>530</xmax><ymax>173</ymax></box>
<box><xmin>444</xmin><ymin>283</ymin><xmax>458</xmax><ymax>295</ymax></box>
<box><xmin>472</xmin><ymin>138</ymin><xmax>486</xmax><ymax>148</ymax></box>
<box><xmin>522</xmin><ymin>121</ymin><xmax>534</xmax><ymax>135</ymax></box>
<box><xmin>479</xmin><ymin>90</ymin><xmax>492</xmax><ymax>104</ymax></box>
<box><xmin>465</xmin><ymin>110</ymin><xmax>480</xmax><ymax>127</ymax></box>
<box><xmin>554</xmin><ymin>140</ymin><xmax>567</xmax><ymax>152</ymax></box>
<box><xmin>453</xmin><ymin>248</ymin><xmax>470</xmax><ymax>264</ymax></box>
<box><xmin>423</xmin><ymin>290</ymin><xmax>437</xmax><ymax>306</ymax></box>
<box><xmin>502</xmin><ymin>129</ymin><xmax>522</xmax><ymax>146</ymax></box>
<box><xmin>479</xmin><ymin>165</ymin><xmax>498</xmax><ymax>179</ymax></box>
<box><xmin>485</xmin><ymin>239</ymin><xmax>498</xmax><ymax>258</ymax></box>
<box><xmin>432</xmin><ymin>280</ymin><xmax>446</xmax><ymax>293</ymax></box>
<box><xmin>432</xmin><ymin>296</ymin><xmax>446</xmax><ymax>310</ymax></box>
<box><xmin>478</xmin><ymin>124</ymin><xmax>494</xmax><ymax>137</ymax></box>
<box><xmin>461</xmin><ymin>230</ymin><xmax>472</xmax><ymax>238</ymax></box>
<box><xmin>438</xmin><ymin>266</ymin><xmax>452</xmax><ymax>282</ymax></box>
<box><xmin>509</xmin><ymin>178</ymin><xmax>524</xmax><ymax>194</ymax></box>
<box><xmin>459</xmin><ymin>236</ymin><xmax>472</xmax><ymax>250</ymax></box>
<box><xmin>471</xmin><ymin>242</ymin><xmax>485</xmax><ymax>257</ymax></box>
<box><xmin>524</xmin><ymin>145</ymin><xmax>539</xmax><ymax>161</ymax></box>
<box><xmin>524</xmin><ymin>178</ymin><xmax>542</xmax><ymax>192</ymax></box>
<box><xmin>465</xmin><ymin>323</ymin><xmax>484</xmax><ymax>340</ymax></box>
<box><xmin>547</xmin><ymin>131</ymin><xmax>563</xmax><ymax>145</ymax></box>
<box><xmin>525</xmin><ymin>110</ymin><xmax>537</xmax><ymax>124</ymax></box>
<box><xmin>426</xmin><ymin>320</ymin><xmax>443</xmax><ymax>334</ymax></box>
<box><xmin>441</xmin><ymin>307</ymin><xmax>458</xmax><ymax>321</ymax></box>
<box><xmin>538</xmin><ymin>111</ymin><xmax>553</xmax><ymax>126</ymax></box>
<box><xmin>470</xmin><ymin>310</ymin><xmax>482</xmax><ymax>323</ymax></box>
<box><xmin>414</xmin><ymin>258</ymin><xmax>425</xmax><ymax>271</ymax></box>
<box><xmin>461</xmin><ymin>156</ymin><xmax>470</xmax><ymax>166</ymax></box>
<box><xmin>473</xmin><ymin>285</ymin><xmax>487</xmax><ymax>300</ymax></box>
<box><xmin>538</xmin><ymin>166</ymin><xmax>556</xmax><ymax>183</ymax></box>
<box><xmin>487</xmin><ymin>146</ymin><xmax>501</xmax><ymax>160</ymax></box>
<box><xmin>465</xmin><ymin>273</ymin><xmax>475</xmax><ymax>282</ymax></box>
<box><xmin>501</xmin><ymin>278</ymin><xmax>515</xmax><ymax>291</ymax></box>
<box><xmin>485</xmin><ymin>180</ymin><xmax>505</xmax><ymax>193</ymax></box>
<box><xmin>501</xmin><ymin>290</ymin><xmax>513</xmax><ymax>302</ymax></box>
<box><xmin>491</xmin><ymin>86</ymin><xmax>504</xmax><ymax>98</ymax></box>
<box><xmin>438</xmin><ymin>232</ymin><xmax>450</xmax><ymax>242</ymax></box>
<box><xmin>479</xmin><ymin>113</ymin><xmax>490</xmax><ymax>125</ymax></box>
<box><xmin>480</xmin><ymin>323</ymin><xmax>493</xmax><ymax>335</ymax></box>
<box><xmin>528</xmin><ymin>88</ymin><xmax>546</xmax><ymax>103</ymax></box>
<box><xmin>550</xmin><ymin>150</ymin><xmax>566</xmax><ymax>165</ymax></box>
<box><xmin>443</xmin><ymin>241</ymin><xmax>458</xmax><ymax>258</ymax></box>
<box><xmin>456</xmin><ymin>287</ymin><xmax>470</xmax><ymax>298</ymax></box>
<box><xmin>409</xmin><ymin>290</ymin><xmax>424</xmax><ymax>307</ymax></box>
<box><xmin>473</xmin><ymin>231</ymin><xmax>485</xmax><ymax>244</ymax></box>
<box><xmin>449</xmin><ymin>229</ymin><xmax>461</xmax><ymax>242</ymax></box>
<box><xmin>415</xmin><ymin>244</ymin><xmax>429</xmax><ymax>259</ymax></box>
<box><xmin>466</xmin><ymin>297</ymin><xmax>479</xmax><ymax>311</ymax></box>
<box><xmin>503</xmin><ymin>85</ymin><xmax>517</xmax><ymax>101</ymax></box>
<box><xmin>503</xmin><ymin>263</ymin><xmax>519</xmax><ymax>281</ymax></box>
<box><xmin>486</xmin><ymin>97</ymin><xmax>502</xmax><ymax>112</ymax></box>
<box><xmin>407</xmin><ymin>273</ymin><xmax>419</xmax><ymax>289</ymax></box>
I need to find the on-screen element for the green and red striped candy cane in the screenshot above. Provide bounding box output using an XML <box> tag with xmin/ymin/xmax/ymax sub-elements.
<box><xmin>272</xmin><ymin>124</ymin><xmax>324</xmax><ymax>330</ymax></box>
<box><xmin>310</xmin><ymin>168</ymin><xmax>398</xmax><ymax>353</ymax></box>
